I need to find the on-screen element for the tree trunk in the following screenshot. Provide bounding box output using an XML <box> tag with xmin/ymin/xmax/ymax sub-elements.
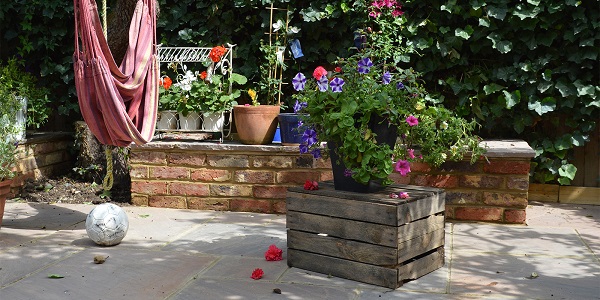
<box><xmin>106</xmin><ymin>0</ymin><xmax>159</xmax><ymax>63</ymax></box>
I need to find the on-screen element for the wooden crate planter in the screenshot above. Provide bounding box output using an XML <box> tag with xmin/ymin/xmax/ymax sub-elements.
<box><xmin>286</xmin><ymin>181</ymin><xmax>446</xmax><ymax>289</ymax></box>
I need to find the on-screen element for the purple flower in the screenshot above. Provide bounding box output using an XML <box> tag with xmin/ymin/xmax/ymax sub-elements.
<box><xmin>317</xmin><ymin>75</ymin><xmax>329</xmax><ymax>92</ymax></box>
<box><xmin>302</xmin><ymin>128</ymin><xmax>318</xmax><ymax>146</ymax></box>
<box><xmin>399</xmin><ymin>192</ymin><xmax>410</xmax><ymax>199</ymax></box>
<box><xmin>382</xmin><ymin>71</ymin><xmax>391</xmax><ymax>85</ymax></box>
<box><xmin>408</xmin><ymin>148</ymin><xmax>415</xmax><ymax>159</ymax></box>
<box><xmin>330</xmin><ymin>77</ymin><xmax>345</xmax><ymax>93</ymax></box>
<box><xmin>299</xmin><ymin>143</ymin><xmax>309</xmax><ymax>154</ymax></box>
<box><xmin>294</xmin><ymin>100</ymin><xmax>307</xmax><ymax>113</ymax></box>
<box><xmin>343</xmin><ymin>169</ymin><xmax>353</xmax><ymax>177</ymax></box>
<box><xmin>357</xmin><ymin>57</ymin><xmax>373</xmax><ymax>74</ymax></box>
<box><xmin>406</xmin><ymin>115</ymin><xmax>419</xmax><ymax>127</ymax></box>
<box><xmin>396</xmin><ymin>82</ymin><xmax>405</xmax><ymax>90</ymax></box>
<box><xmin>395</xmin><ymin>160</ymin><xmax>411</xmax><ymax>176</ymax></box>
<box><xmin>311</xmin><ymin>148</ymin><xmax>322</xmax><ymax>159</ymax></box>
<box><xmin>292</xmin><ymin>73</ymin><xmax>306</xmax><ymax>91</ymax></box>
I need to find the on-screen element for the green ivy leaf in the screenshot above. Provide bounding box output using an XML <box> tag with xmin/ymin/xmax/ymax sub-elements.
<box><xmin>503</xmin><ymin>90</ymin><xmax>520</xmax><ymax>109</ymax></box>
<box><xmin>487</xmin><ymin>33</ymin><xmax>513</xmax><ymax>53</ymax></box>
<box><xmin>555</xmin><ymin>79</ymin><xmax>576</xmax><ymax>97</ymax></box>
<box><xmin>487</xmin><ymin>6</ymin><xmax>508</xmax><ymax>20</ymax></box>
<box><xmin>455</xmin><ymin>25</ymin><xmax>474</xmax><ymax>40</ymax></box>
<box><xmin>478</xmin><ymin>18</ymin><xmax>490</xmax><ymax>27</ymax></box>
<box><xmin>558</xmin><ymin>164</ymin><xmax>577</xmax><ymax>180</ymax></box>
<box><xmin>528</xmin><ymin>97</ymin><xmax>556</xmax><ymax>115</ymax></box>
<box><xmin>483</xmin><ymin>83</ymin><xmax>504</xmax><ymax>95</ymax></box>
<box><xmin>573</xmin><ymin>80</ymin><xmax>595</xmax><ymax>96</ymax></box>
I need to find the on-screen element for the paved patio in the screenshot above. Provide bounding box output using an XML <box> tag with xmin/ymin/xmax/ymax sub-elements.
<box><xmin>1</xmin><ymin>200</ymin><xmax>598</xmax><ymax>299</ymax></box>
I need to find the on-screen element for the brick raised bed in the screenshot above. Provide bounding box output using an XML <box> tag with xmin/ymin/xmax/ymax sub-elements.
<box><xmin>129</xmin><ymin>139</ymin><xmax>535</xmax><ymax>224</ymax></box>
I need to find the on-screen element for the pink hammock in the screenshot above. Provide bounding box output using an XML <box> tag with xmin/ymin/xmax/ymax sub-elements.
<box><xmin>73</xmin><ymin>0</ymin><xmax>158</xmax><ymax>147</ymax></box>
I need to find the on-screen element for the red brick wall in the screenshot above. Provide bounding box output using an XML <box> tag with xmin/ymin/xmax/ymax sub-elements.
<box><xmin>129</xmin><ymin>140</ymin><xmax>534</xmax><ymax>224</ymax></box>
<box><xmin>9</xmin><ymin>133</ymin><xmax>74</xmax><ymax>197</ymax></box>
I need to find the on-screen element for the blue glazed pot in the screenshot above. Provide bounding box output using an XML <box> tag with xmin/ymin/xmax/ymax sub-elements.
<box><xmin>277</xmin><ymin>113</ymin><xmax>306</xmax><ymax>146</ymax></box>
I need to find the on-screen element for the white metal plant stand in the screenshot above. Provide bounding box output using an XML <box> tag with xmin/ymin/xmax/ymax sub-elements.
<box><xmin>156</xmin><ymin>44</ymin><xmax>236</xmax><ymax>141</ymax></box>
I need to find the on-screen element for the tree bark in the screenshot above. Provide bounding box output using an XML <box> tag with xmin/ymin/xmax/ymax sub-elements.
<box><xmin>106</xmin><ymin>0</ymin><xmax>159</xmax><ymax>63</ymax></box>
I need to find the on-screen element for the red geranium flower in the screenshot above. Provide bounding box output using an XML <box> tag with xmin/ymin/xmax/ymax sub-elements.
<box><xmin>265</xmin><ymin>244</ymin><xmax>283</xmax><ymax>261</ymax></box>
<box><xmin>209</xmin><ymin>45</ymin><xmax>227</xmax><ymax>62</ymax></box>
<box><xmin>200</xmin><ymin>71</ymin><xmax>207</xmax><ymax>80</ymax></box>
<box><xmin>313</xmin><ymin>66</ymin><xmax>327</xmax><ymax>80</ymax></box>
<box><xmin>251</xmin><ymin>268</ymin><xmax>264</xmax><ymax>280</ymax></box>
<box><xmin>303</xmin><ymin>180</ymin><xmax>319</xmax><ymax>190</ymax></box>
<box><xmin>334</xmin><ymin>66</ymin><xmax>342</xmax><ymax>73</ymax></box>
<box><xmin>160</xmin><ymin>76</ymin><xmax>172</xmax><ymax>90</ymax></box>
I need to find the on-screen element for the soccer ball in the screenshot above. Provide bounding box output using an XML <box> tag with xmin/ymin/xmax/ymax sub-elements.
<box><xmin>85</xmin><ymin>203</ymin><xmax>129</xmax><ymax>246</ymax></box>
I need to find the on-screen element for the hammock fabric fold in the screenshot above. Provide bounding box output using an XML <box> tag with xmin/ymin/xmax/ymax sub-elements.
<box><xmin>73</xmin><ymin>0</ymin><xmax>158</xmax><ymax>147</ymax></box>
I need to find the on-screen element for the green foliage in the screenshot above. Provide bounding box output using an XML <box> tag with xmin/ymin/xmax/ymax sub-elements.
<box><xmin>0</xmin><ymin>0</ymin><xmax>76</xmax><ymax>121</ymax></box>
<box><xmin>395</xmin><ymin>0</ymin><xmax>599</xmax><ymax>185</ymax></box>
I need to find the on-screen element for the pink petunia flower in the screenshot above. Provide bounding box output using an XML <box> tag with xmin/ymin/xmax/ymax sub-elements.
<box><xmin>406</xmin><ymin>115</ymin><xmax>419</xmax><ymax>127</ymax></box>
<box><xmin>395</xmin><ymin>160</ymin><xmax>411</xmax><ymax>176</ymax></box>
<box><xmin>408</xmin><ymin>149</ymin><xmax>415</xmax><ymax>159</ymax></box>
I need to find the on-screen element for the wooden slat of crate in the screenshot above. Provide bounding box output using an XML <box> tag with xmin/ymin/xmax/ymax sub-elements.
<box><xmin>287</xmin><ymin>247</ymin><xmax>445</xmax><ymax>289</ymax></box>
<box><xmin>287</xmin><ymin>211</ymin><xmax>445</xmax><ymax>247</ymax></box>
<box><xmin>287</xmin><ymin>181</ymin><xmax>445</xmax><ymax>225</ymax></box>
<box><xmin>288</xmin><ymin>227</ymin><xmax>444</xmax><ymax>266</ymax></box>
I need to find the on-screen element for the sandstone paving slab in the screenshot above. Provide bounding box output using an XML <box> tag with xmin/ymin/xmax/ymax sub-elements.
<box><xmin>2</xmin><ymin>202</ymin><xmax>88</xmax><ymax>231</ymax></box>
<box><xmin>0</xmin><ymin>238</ymin><xmax>84</xmax><ymax>288</ymax></box>
<box><xmin>207</xmin><ymin>211</ymin><xmax>286</xmax><ymax>226</ymax></box>
<box><xmin>357</xmin><ymin>290</ymin><xmax>455</xmax><ymax>300</ymax></box>
<box><xmin>0</xmin><ymin>247</ymin><xmax>218</xmax><ymax>300</ymax></box>
<box><xmin>578</xmin><ymin>228</ymin><xmax>600</xmax><ymax>256</ymax></box>
<box><xmin>449</xmin><ymin>251</ymin><xmax>600</xmax><ymax>299</ymax></box>
<box><xmin>163</xmin><ymin>223</ymin><xmax>287</xmax><ymax>258</ymax></box>
<box><xmin>452</xmin><ymin>223</ymin><xmax>591</xmax><ymax>256</ymax></box>
<box><xmin>526</xmin><ymin>203</ymin><xmax>600</xmax><ymax>228</ymax></box>
<box><xmin>171</xmin><ymin>277</ymin><xmax>359</xmax><ymax>300</ymax></box>
<box><xmin>199</xmin><ymin>256</ymin><xmax>288</xmax><ymax>281</ymax></box>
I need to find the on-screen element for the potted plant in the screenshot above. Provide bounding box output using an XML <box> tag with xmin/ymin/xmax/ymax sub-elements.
<box><xmin>293</xmin><ymin>1</ymin><xmax>485</xmax><ymax>192</ymax></box>
<box><xmin>157</xmin><ymin>74</ymin><xmax>179</xmax><ymax>130</ymax></box>
<box><xmin>0</xmin><ymin>58</ymin><xmax>51</xmax><ymax>139</ymax></box>
<box><xmin>233</xmin><ymin>40</ymin><xmax>283</xmax><ymax>145</ymax></box>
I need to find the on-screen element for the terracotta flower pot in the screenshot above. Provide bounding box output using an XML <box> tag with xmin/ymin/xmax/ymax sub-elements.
<box><xmin>0</xmin><ymin>179</ymin><xmax>12</xmax><ymax>228</ymax></box>
<box><xmin>233</xmin><ymin>105</ymin><xmax>281</xmax><ymax>145</ymax></box>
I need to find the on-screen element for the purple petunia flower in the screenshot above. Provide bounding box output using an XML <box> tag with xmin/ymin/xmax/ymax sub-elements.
<box><xmin>396</xmin><ymin>82</ymin><xmax>405</xmax><ymax>90</ymax></box>
<box><xmin>299</xmin><ymin>143</ymin><xmax>308</xmax><ymax>154</ymax></box>
<box><xmin>395</xmin><ymin>159</ymin><xmax>411</xmax><ymax>176</ymax></box>
<box><xmin>317</xmin><ymin>75</ymin><xmax>329</xmax><ymax>92</ymax></box>
<box><xmin>330</xmin><ymin>77</ymin><xmax>345</xmax><ymax>93</ymax></box>
<box><xmin>292</xmin><ymin>73</ymin><xmax>306</xmax><ymax>91</ymax></box>
<box><xmin>302</xmin><ymin>128</ymin><xmax>318</xmax><ymax>146</ymax></box>
<box><xmin>294</xmin><ymin>100</ymin><xmax>307</xmax><ymax>113</ymax></box>
<box><xmin>357</xmin><ymin>57</ymin><xmax>373</xmax><ymax>74</ymax></box>
<box><xmin>311</xmin><ymin>148</ymin><xmax>322</xmax><ymax>159</ymax></box>
<box><xmin>382</xmin><ymin>71</ymin><xmax>391</xmax><ymax>85</ymax></box>
<box><xmin>343</xmin><ymin>169</ymin><xmax>353</xmax><ymax>177</ymax></box>
<box><xmin>407</xmin><ymin>148</ymin><xmax>415</xmax><ymax>159</ymax></box>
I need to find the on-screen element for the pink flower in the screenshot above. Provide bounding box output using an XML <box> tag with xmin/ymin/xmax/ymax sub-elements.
<box><xmin>251</xmin><ymin>268</ymin><xmax>264</xmax><ymax>280</ymax></box>
<box><xmin>406</xmin><ymin>115</ymin><xmax>419</xmax><ymax>127</ymax></box>
<box><xmin>389</xmin><ymin>193</ymin><xmax>399</xmax><ymax>199</ymax></box>
<box><xmin>408</xmin><ymin>149</ymin><xmax>415</xmax><ymax>159</ymax></box>
<box><xmin>399</xmin><ymin>192</ymin><xmax>409</xmax><ymax>199</ymax></box>
<box><xmin>395</xmin><ymin>160</ymin><xmax>411</xmax><ymax>176</ymax></box>
<box><xmin>313</xmin><ymin>66</ymin><xmax>327</xmax><ymax>81</ymax></box>
<box><xmin>265</xmin><ymin>244</ymin><xmax>283</xmax><ymax>261</ymax></box>
<box><xmin>304</xmin><ymin>180</ymin><xmax>319</xmax><ymax>190</ymax></box>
